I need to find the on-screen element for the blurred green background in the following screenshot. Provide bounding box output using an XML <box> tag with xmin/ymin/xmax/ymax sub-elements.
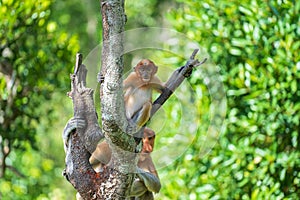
<box><xmin>0</xmin><ymin>0</ymin><xmax>299</xmax><ymax>199</ymax></box>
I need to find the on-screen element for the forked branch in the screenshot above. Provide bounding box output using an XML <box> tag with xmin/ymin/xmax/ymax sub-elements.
<box><xmin>151</xmin><ymin>49</ymin><xmax>207</xmax><ymax>116</ymax></box>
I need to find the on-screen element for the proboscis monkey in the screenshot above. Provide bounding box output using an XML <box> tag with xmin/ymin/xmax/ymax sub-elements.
<box><xmin>137</xmin><ymin>127</ymin><xmax>158</xmax><ymax>177</ymax></box>
<box><xmin>89</xmin><ymin>140</ymin><xmax>111</xmax><ymax>172</ymax></box>
<box><xmin>65</xmin><ymin>120</ymin><xmax>160</xmax><ymax>199</ymax></box>
<box><xmin>130</xmin><ymin>127</ymin><xmax>160</xmax><ymax>200</ymax></box>
<box><xmin>87</xmin><ymin>127</ymin><xmax>160</xmax><ymax>200</ymax></box>
<box><xmin>123</xmin><ymin>59</ymin><xmax>164</xmax><ymax>129</ymax></box>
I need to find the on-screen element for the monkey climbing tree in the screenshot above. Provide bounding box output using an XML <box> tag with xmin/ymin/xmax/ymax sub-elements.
<box><xmin>62</xmin><ymin>0</ymin><xmax>207</xmax><ymax>199</ymax></box>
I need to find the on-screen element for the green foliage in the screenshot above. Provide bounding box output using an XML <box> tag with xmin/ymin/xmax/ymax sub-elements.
<box><xmin>159</xmin><ymin>0</ymin><xmax>300</xmax><ymax>199</ymax></box>
<box><xmin>0</xmin><ymin>0</ymin><xmax>79</xmax><ymax>148</ymax></box>
<box><xmin>50</xmin><ymin>0</ymin><xmax>101</xmax><ymax>54</ymax></box>
<box><xmin>2</xmin><ymin>0</ymin><xmax>299</xmax><ymax>199</ymax></box>
<box><xmin>125</xmin><ymin>0</ymin><xmax>170</xmax><ymax>28</ymax></box>
<box><xmin>0</xmin><ymin>0</ymin><xmax>79</xmax><ymax>198</ymax></box>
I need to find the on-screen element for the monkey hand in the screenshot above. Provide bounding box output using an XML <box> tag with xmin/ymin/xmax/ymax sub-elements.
<box><xmin>126</xmin><ymin>120</ymin><xmax>141</xmax><ymax>135</ymax></box>
<box><xmin>129</xmin><ymin>178</ymin><xmax>148</xmax><ymax>197</ymax></box>
<box><xmin>136</xmin><ymin>168</ymin><xmax>161</xmax><ymax>193</ymax></box>
<box><xmin>62</xmin><ymin>117</ymin><xmax>86</xmax><ymax>153</ymax></box>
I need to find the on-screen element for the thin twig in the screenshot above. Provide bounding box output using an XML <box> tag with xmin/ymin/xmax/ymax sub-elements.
<box><xmin>151</xmin><ymin>49</ymin><xmax>207</xmax><ymax>116</ymax></box>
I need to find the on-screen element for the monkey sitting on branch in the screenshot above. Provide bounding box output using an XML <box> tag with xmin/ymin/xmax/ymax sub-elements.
<box><xmin>62</xmin><ymin>50</ymin><xmax>207</xmax><ymax>199</ymax></box>
<box><xmin>123</xmin><ymin>59</ymin><xmax>165</xmax><ymax>131</ymax></box>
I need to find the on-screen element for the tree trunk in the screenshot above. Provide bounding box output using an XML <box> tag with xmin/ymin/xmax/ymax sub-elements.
<box><xmin>100</xmin><ymin>0</ymin><xmax>138</xmax><ymax>198</ymax></box>
<box><xmin>62</xmin><ymin>0</ymin><xmax>206</xmax><ymax>199</ymax></box>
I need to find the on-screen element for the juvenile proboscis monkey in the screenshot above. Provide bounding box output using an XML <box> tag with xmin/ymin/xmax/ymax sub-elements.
<box><xmin>67</xmin><ymin>127</ymin><xmax>161</xmax><ymax>199</ymax></box>
<box><xmin>137</xmin><ymin>127</ymin><xmax>158</xmax><ymax>178</ymax></box>
<box><xmin>131</xmin><ymin>127</ymin><xmax>160</xmax><ymax>200</ymax></box>
<box><xmin>87</xmin><ymin>127</ymin><xmax>160</xmax><ymax>200</ymax></box>
<box><xmin>123</xmin><ymin>59</ymin><xmax>164</xmax><ymax>129</ymax></box>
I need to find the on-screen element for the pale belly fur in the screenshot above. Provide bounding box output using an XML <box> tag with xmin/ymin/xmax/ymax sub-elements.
<box><xmin>126</xmin><ymin>89</ymin><xmax>152</xmax><ymax>118</ymax></box>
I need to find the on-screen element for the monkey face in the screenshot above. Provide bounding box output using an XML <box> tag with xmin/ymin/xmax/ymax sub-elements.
<box><xmin>135</xmin><ymin>59</ymin><xmax>158</xmax><ymax>83</ymax></box>
<box><xmin>142</xmin><ymin>128</ymin><xmax>156</xmax><ymax>153</ymax></box>
<box><xmin>142</xmin><ymin>136</ymin><xmax>155</xmax><ymax>153</ymax></box>
<box><xmin>137</xmin><ymin>66</ymin><xmax>154</xmax><ymax>82</ymax></box>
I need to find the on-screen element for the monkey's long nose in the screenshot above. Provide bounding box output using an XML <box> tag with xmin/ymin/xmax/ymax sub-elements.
<box><xmin>144</xmin><ymin>144</ymin><xmax>153</xmax><ymax>153</ymax></box>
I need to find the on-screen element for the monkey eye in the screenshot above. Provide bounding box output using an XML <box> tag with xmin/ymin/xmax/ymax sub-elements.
<box><xmin>139</xmin><ymin>67</ymin><xmax>150</xmax><ymax>72</ymax></box>
<box><xmin>148</xmin><ymin>136</ymin><xmax>155</xmax><ymax>140</ymax></box>
<box><xmin>141</xmin><ymin>67</ymin><xmax>151</xmax><ymax>71</ymax></box>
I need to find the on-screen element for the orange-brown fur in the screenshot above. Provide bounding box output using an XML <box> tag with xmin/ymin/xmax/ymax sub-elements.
<box><xmin>123</xmin><ymin>59</ymin><xmax>164</xmax><ymax>128</ymax></box>
<box><xmin>88</xmin><ymin>127</ymin><xmax>160</xmax><ymax>199</ymax></box>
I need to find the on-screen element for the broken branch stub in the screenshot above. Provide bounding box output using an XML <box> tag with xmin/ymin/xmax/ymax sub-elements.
<box><xmin>151</xmin><ymin>49</ymin><xmax>207</xmax><ymax>116</ymax></box>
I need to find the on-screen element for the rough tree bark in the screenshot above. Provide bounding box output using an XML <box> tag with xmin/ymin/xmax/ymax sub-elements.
<box><xmin>99</xmin><ymin>0</ymin><xmax>138</xmax><ymax>198</ymax></box>
<box><xmin>62</xmin><ymin>0</ymin><xmax>207</xmax><ymax>199</ymax></box>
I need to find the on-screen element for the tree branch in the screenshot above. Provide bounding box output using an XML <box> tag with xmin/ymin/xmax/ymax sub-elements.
<box><xmin>100</xmin><ymin>0</ymin><xmax>135</xmax><ymax>150</ymax></box>
<box><xmin>63</xmin><ymin>53</ymin><xmax>105</xmax><ymax>199</ymax></box>
<box><xmin>99</xmin><ymin>1</ymin><xmax>138</xmax><ymax>198</ymax></box>
<box><xmin>151</xmin><ymin>49</ymin><xmax>207</xmax><ymax>116</ymax></box>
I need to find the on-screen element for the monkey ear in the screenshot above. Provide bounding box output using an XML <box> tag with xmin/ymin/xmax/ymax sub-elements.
<box><xmin>153</xmin><ymin>65</ymin><xmax>158</xmax><ymax>74</ymax></box>
<box><xmin>134</xmin><ymin>66</ymin><xmax>141</xmax><ymax>77</ymax></box>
